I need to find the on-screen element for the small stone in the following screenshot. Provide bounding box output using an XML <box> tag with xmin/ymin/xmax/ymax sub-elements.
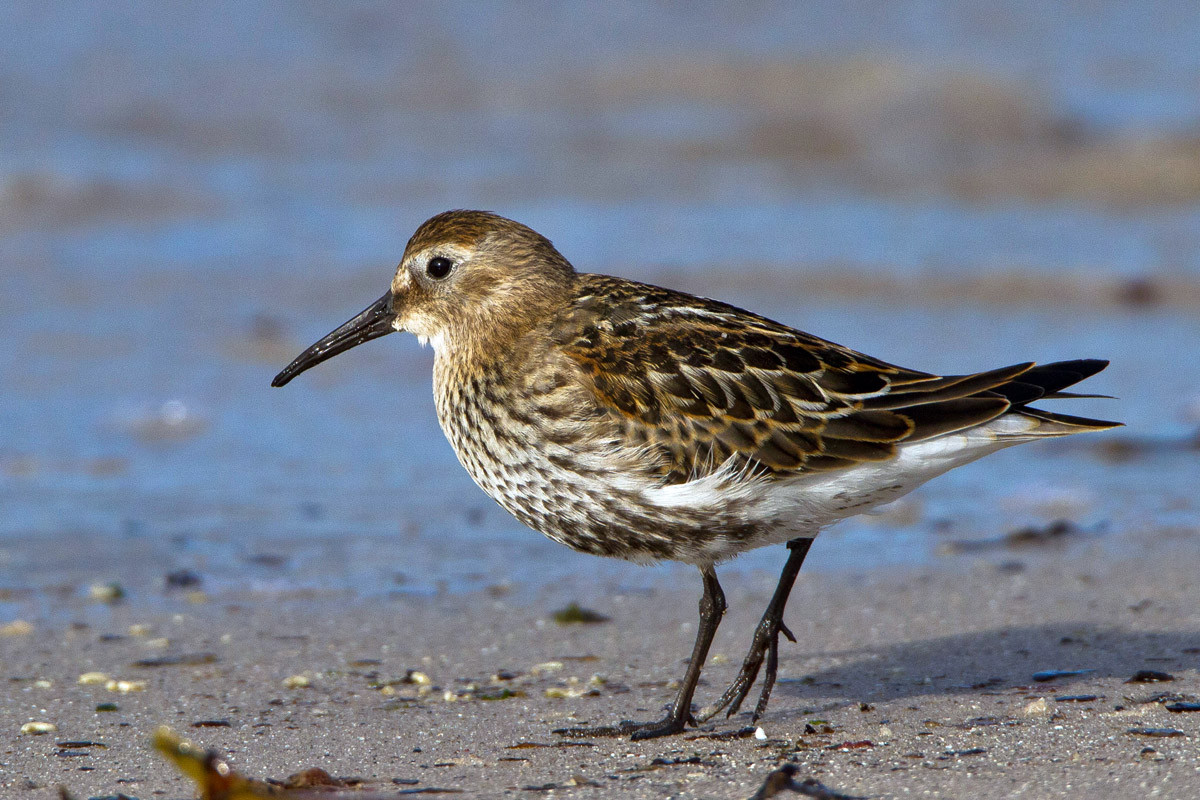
<box><xmin>21</xmin><ymin>721</ymin><xmax>57</xmax><ymax>735</ymax></box>
<box><xmin>128</xmin><ymin>623</ymin><xmax>152</xmax><ymax>636</ymax></box>
<box><xmin>89</xmin><ymin>583</ymin><xmax>125</xmax><ymax>603</ymax></box>
<box><xmin>1126</xmin><ymin>670</ymin><xmax>1175</xmax><ymax>684</ymax></box>
<box><xmin>1023</xmin><ymin>697</ymin><xmax>1050</xmax><ymax>716</ymax></box>
<box><xmin>754</xmin><ymin>727</ymin><xmax>767</xmax><ymax>740</ymax></box>
<box><xmin>33</xmin><ymin>679</ymin><xmax>52</xmax><ymax>689</ymax></box>
<box><xmin>283</xmin><ymin>675</ymin><xmax>310</xmax><ymax>689</ymax></box>
<box><xmin>1032</xmin><ymin>669</ymin><xmax>1094</xmax><ymax>682</ymax></box>
<box><xmin>0</xmin><ymin>620</ymin><xmax>34</xmax><ymax>636</ymax></box>
<box><xmin>105</xmin><ymin>679</ymin><xmax>146</xmax><ymax>693</ymax></box>
<box><xmin>78</xmin><ymin>672</ymin><xmax>109</xmax><ymax>685</ymax></box>
<box><xmin>552</xmin><ymin>603</ymin><xmax>610</xmax><ymax>624</ymax></box>
<box><xmin>164</xmin><ymin>569</ymin><xmax>202</xmax><ymax>589</ymax></box>
<box><xmin>1165</xmin><ymin>702</ymin><xmax>1200</xmax><ymax>713</ymax></box>
<box><xmin>1128</xmin><ymin>727</ymin><xmax>1185</xmax><ymax>738</ymax></box>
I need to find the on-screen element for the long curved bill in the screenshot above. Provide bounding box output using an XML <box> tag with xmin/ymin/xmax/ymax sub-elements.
<box><xmin>271</xmin><ymin>292</ymin><xmax>396</xmax><ymax>387</ymax></box>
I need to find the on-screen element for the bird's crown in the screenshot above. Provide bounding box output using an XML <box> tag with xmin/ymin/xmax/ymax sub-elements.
<box><xmin>390</xmin><ymin>210</ymin><xmax>576</xmax><ymax>350</ymax></box>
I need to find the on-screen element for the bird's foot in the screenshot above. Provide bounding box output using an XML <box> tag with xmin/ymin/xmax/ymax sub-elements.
<box><xmin>554</xmin><ymin>710</ymin><xmax>695</xmax><ymax>740</ymax></box>
<box><xmin>697</xmin><ymin>616</ymin><xmax>795</xmax><ymax>723</ymax></box>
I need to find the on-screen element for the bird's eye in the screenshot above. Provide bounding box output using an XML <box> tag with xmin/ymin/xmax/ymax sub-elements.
<box><xmin>426</xmin><ymin>256</ymin><xmax>454</xmax><ymax>279</ymax></box>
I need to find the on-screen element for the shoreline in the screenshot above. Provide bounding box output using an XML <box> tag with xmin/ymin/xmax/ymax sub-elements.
<box><xmin>3</xmin><ymin>526</ymin><xmax>1198</xmax><ymax>799</ymax></box>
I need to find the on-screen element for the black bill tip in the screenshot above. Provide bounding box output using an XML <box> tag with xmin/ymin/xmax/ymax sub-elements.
<box><xmin>272</xmin><ymin>292</ymin><xmax>395</xmax><ymax>387</ymax></box>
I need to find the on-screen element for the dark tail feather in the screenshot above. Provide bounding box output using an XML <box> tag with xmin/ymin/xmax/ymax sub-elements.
<box><xmin>994</xmin><ymin>359</ymin><xmax>1109</xmax><ymax>402</ymax></box>
<box><xmin>995</xmin><ymin>359</ymin><xmax>1121</xmax><ymax>431</ymax></box>
<box><xmin>1019</xmin><ymin>407</ymin><xmax>1122</xmax><ymax>431</ymax></box>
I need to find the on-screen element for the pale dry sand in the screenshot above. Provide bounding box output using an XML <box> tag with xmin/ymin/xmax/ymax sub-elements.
<box><xmin>3</xmin><ymin>524</ymin><xmax>1199</xmax><ymax>800</ymax></box>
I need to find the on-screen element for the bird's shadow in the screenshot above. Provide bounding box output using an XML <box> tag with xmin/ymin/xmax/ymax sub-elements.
<box><xmin>731</xmin><ymin>622</ymin><xmax>1200</xmax><ymax>718</ymax></box>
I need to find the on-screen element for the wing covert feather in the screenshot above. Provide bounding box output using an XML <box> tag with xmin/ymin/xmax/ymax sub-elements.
<box><xmin>551</xmin><ymin>275</ymin><xmax>1084</xmax><ymax>483</ymax></box>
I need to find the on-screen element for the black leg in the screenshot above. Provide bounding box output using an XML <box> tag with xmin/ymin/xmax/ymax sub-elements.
<box><xmin>697</xmin><ymin>537</ymin><xmax>813</xmax><ymax>723</ymax></box>
<box><xmin>556</xmin><ymin>565</ymin><xmax>726</xmax><ymax>740</ymax></box>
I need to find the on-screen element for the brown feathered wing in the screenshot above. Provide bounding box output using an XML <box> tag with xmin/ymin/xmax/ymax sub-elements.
<box><xmin>557</xmin><ymin>276</ymin><xmax>1116</xmax><ymax>484</ymax></box>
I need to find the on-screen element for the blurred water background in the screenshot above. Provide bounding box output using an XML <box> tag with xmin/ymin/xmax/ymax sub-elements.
<box><xmin>3</xmin><ymin>2</ymin><xmax>1199</xmax><ymax>610</ymax></box>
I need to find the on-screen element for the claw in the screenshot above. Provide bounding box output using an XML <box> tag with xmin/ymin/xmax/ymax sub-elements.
<box><xmin>752</xmin><ymin>628</ymin><xmax>782</xmax><ymax>721</ymax></box>
<box><xmin>555</xmin><ymin>713</ymin><xmax>691</xmax><ymax>741</ymax></box>
<box><xmin>554</xmin><ymin>720</ymin><xmax>642</xmax><ymax>738</ymax></box>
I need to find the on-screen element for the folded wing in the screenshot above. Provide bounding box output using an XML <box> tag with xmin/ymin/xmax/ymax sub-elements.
<box><xmin>556</xmin><ymin>276</ymin><xmax>1118</xmax><ymax>484</ymax></box>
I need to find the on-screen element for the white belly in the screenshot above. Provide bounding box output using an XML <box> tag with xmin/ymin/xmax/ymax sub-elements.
<box><xmin>642</xmin><ymin>416</ymin><xmax>1041</xmax><ymax>564</ymax></box>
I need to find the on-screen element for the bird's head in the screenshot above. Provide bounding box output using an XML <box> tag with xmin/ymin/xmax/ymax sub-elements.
<box><xmin>272</xmin><ymin>210</ymin><xmax>575</xmax><ymax>387</ymax></box>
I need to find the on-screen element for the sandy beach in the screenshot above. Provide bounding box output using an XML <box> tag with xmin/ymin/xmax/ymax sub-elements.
<box><xmin>4</xmin><ymin>519</ymin><xmax>1198</xmax><ymax>800</ymax></box>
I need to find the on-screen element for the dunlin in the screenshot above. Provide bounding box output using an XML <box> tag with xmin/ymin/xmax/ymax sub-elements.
<box><xmin>273</xmin><ymin>210</ymin><xmax>1118</xmax><ymax>739</ymax></box>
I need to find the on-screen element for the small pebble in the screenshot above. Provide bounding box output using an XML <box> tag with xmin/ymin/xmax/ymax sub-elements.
<box><xmin>0</xmin><ymin>620</ymin><xmax>34</xmax><ymax>636</ymax></box>
<box><xmin>1032</xmin><ymin>669</ymin><xmax>1094</xmax><ymax>682</ymax></box>
<box><xmin>551</xmin><ymin>603</ymin><xmax>610</xmax><ymax>624</ymax></box>
<box><xmin>89</xmin><ymin>583</ymin><xmax>125</xmax><ymax>603</ymax></box>
<box><xmin>21</xmin><ymin>722</ymin><xmax>57</xmax><ymax>735</ymax></box>
<box><xmin>78</xmin><ymin>672</ymin><xmax>109</xmax><ymax>685</ymax></box>
<box><xmin>1126</xmin><ymin>670</ymin><xmax>1174</xmax><ymax>684</ymax></box>
<box><xmin>164</xmin><ymin>569</ymin><xmax>202</xmax><ymax>589</ymax></box>
<box><xmin>1128</xmin><ymin>727</ymin><xmax>1185</xmax><ymax>738</ymax></box>
<box><xmin>1023</xmin><ymin>697</ymin><xmax>1050</xmax><ymax>716</ymax></box>
<box><xmin>1165</xmin><ymin>702</ymin><xmax>1200</xmax><ymax>713</ymax></box>
<box><xmin>754</xmin><ymin>727</ymin><xmax>767</xmax><ymax>740</ymax></box>
<box><xmin>105</xmin><ymin>679</ymin><xmax>146</xmax><ymax>693</ymax></box>
<box><xmin>283</xmin><ymin>675</ymin><xmax>311</xmax><ymax>689</ymax></box>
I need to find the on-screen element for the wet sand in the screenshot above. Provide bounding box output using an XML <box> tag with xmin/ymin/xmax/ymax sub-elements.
<box><xmin>4</xmin><ymin>522</ymin><xmax>1198</xmax><ymax>800</ymax></box>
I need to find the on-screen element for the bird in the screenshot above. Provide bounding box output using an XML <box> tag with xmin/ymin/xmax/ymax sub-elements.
<box><xmin>272</xmin><ymin>210</ymin><xmax>1119</xmax><ymax>740</ymax></box>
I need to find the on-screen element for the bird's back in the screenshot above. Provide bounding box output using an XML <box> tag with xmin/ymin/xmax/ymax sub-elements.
<box><xmin>553</xmin><ymin>274</ymin><xmax>1115</xmax><ymax>481</ymax></box>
